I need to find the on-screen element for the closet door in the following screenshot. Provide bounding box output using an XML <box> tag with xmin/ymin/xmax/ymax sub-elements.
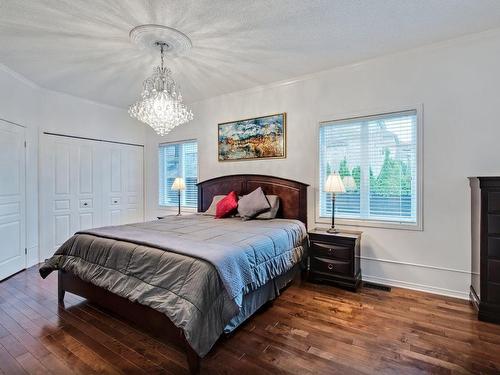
<box><xmin>101</xmin><ymin>143</ymin><xmax>143</xmax><ymax>226</ymax></box>
<box><xmin>39</xmin><ymin>135</ymin><xmax>101</xmax><ymax>260</ymax></box>
<box><xmin>0</xmin><ymin>120</ymin><xmax>26</xmax><ymax>280</ymax></box>
<box><xmin>39</xmin><ymin>134</ymin><xmax>144</xmax><ymax>260</ymax></box>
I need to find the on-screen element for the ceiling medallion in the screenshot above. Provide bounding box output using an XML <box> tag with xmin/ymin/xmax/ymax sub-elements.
<box><xmin>128</xmin><ymin>25</ymin><xmax>193</xmax><ymax>136</ymax></box>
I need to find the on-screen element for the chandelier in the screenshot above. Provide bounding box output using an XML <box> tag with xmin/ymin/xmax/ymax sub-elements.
<box><xmin>129</xmin><ymin>41</ymin><xmax>193</xmax><ymax>136</ymax></box>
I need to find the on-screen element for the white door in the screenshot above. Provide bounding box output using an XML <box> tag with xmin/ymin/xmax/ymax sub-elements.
<box><xmin>39</xmin><ymin>134</ymin><xmax>144</xmax><ymax>260</ymax></box>
<box><xmin>0</xmin><ymin>120</ymin><xmax>26</xmax><ymax>280</ymax></box>
<box><xmin>39</xmin><ymin>135</ymin><xmax>102</xmax><ymax>259</ymax></box>
<box><xmin>102</xmin><ymin>144</ymin><xmax>144</xmax><ymax>226</ymax></box>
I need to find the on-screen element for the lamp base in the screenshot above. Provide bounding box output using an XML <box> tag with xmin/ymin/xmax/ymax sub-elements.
<box><xmin>327</xmin><ymin>227</ymin><xmax>340</xmax><ymax>234</ymax></box>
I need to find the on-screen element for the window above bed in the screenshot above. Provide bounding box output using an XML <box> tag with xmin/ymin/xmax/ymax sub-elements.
<box><xmin>318</xmin><ymin>109</ymin><xmax>422</xmax><ymax>230</ymax></box>
<box><xmin>159</xmin><ymin>140</ymin><xmax>198</xmax><ymax>208</ymax></box>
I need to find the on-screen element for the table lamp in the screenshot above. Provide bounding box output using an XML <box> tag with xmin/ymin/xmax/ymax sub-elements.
<box><xmin>171</xmin><ymin>177</ymin><xmax>186</xmax><ymax>216</ymax></box>
<box><xmin>324</xmin><ymin>172</ymin><xmax>345</xmax><ymax>233</ymax></box>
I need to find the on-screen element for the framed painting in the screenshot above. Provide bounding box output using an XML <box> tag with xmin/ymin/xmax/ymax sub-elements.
<box><xmin>218</xmin><ymin>113</ymin><xmax>286</xmax><ymax>161</ymax></box>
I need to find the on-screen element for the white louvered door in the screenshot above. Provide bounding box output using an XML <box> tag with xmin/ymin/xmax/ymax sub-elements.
<box><xmin>39</xmin><ymin>134</ymin><xmax>144</xmax><ymax>261</ymax></box>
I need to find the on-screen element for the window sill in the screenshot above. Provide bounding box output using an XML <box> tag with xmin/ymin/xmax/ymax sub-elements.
<box><xmin>158</xmin><ymin>206</ymin><xmax>197</xmax><ymax>213</ymax></box>
<box><xmin>315</xmin><ymin>216</ymin><xmax>422</xmax><ymax>231</ymax></box>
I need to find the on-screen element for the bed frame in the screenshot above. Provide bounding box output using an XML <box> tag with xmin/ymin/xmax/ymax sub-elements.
<box><xmin>197</xmin><ymin>174</ymin><xmax>308</xmax><ymax>227</ymax></box>
<box><xmin>57</xmin><ymin>174</ymin><xmax>308</xmax><ymax>374</ymax></box>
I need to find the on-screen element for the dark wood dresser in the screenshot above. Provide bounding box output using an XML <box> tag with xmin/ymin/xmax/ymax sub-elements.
<box><xmin>308</xmin><ymin>229</ymin><xmax>362</xmax><ymax>291</ymax></box>
<box><xmin>470</xmin><ymin>177</ymin><xmax>500</xmax><ymax>324</ymax></box>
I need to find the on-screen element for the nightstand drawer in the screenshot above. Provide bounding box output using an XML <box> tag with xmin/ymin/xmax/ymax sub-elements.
<box><xmin>311</xmin><ymin>241</ymin><xmax>353</xmax><ymax>261</ymax></box>
<box><xmin>311</xmin><ymin>257</ymin><xmax>352</xmax><ymax>276</ymax></box>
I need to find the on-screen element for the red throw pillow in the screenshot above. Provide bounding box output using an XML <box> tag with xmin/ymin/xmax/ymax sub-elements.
<box><xmin>215</xmin><ymin>191</ymin><xmax>239</xmax><ymax>218</ymax></box>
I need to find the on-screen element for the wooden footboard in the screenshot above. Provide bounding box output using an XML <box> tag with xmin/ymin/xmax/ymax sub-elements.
<box><xmin>58</xmin><ymin>270</ymin><xmax>200</xmax><ymax>374</ymax></box>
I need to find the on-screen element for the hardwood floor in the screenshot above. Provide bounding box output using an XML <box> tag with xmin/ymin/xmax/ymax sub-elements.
<box><xmin>1</xmin><ymin>266</ymin><xmax>500</xmax><ymax>374</ymax></box>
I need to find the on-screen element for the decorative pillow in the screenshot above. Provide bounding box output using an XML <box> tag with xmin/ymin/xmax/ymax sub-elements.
<box><xmin>237</xmin><ymin>187</ymin><xmax>271</xmax><ymax>220</ymax></box>
<box><xmin>215</xmin><ymin>191</ymin><xmax>239</xmax><ymax>218</ymax></box>
<box><xmin>203</xmin><ymin>195</ymin><xmax>226</xmax><ymax>216</ymax></box>
<box><xmin>256</xmin><ymin>195</ymin><xmax>280</xmax><ymax>219</ymax></box>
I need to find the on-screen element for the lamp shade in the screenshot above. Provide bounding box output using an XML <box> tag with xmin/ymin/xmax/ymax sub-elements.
<box><xmin>324</xmin><ymin>173</ymin><xmax>345</xmax><ymax>193</ymax></box>
<box><xmin>171</xmin><ymin>177</ymin><xmax>186</xmax><ymax>191</ymax></box>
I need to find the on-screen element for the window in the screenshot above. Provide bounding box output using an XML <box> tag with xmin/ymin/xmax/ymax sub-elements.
<box><xmin>159</xmin><ymin>140</ymin><xmax>198</xmax><ymax>207</ymax></box>
<box><xmin>319</xmin><ymin>110</ymin><xmax>420</xmax><ymax>227</ymax></box>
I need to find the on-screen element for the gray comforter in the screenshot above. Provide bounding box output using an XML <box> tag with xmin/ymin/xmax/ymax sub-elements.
<box><xmin>40</xmin><ymin>214</ymin><xmax>307</xmax><ymax>357</ymax></box>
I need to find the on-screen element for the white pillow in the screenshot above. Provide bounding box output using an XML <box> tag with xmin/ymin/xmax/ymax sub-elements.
<box><xmin>256</xmin><ymin>195</ymin><xmax>280</xmax><ymax>219</ymax></box>
<box><xmin>203</xmin><ymin>195</ymin><xmax>226</xmax><ymax>216</ymax></box>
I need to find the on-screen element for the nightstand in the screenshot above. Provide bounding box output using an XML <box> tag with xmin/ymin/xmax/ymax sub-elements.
<box><xmin>308</xmin><ymin>228</ymin><xmax>362</xmax><ymax>291</ymax></box>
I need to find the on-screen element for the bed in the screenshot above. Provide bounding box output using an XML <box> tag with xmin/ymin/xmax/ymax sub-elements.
<box><xmin>39</xmin><ymin>174</ymin><xmax>309</xmax><ymax>374</ymax></box>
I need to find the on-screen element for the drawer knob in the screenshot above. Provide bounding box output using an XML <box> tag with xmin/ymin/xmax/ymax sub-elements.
<box><xmin>114</xmin><ymin>200</ymin><xmax>118</xmax><ymax>203</ymax></box>
<box><xmin>328</xmin><ymin>248</ymin><xmax>333</xmax><ymax>254</ymax></box>
<box><xmin>327</xmin><ymin>264</ymin><xmax>334</xmax><ymax>270</ymax></box>
<box><xmin>83</xmin><ymin>202</ymin><xmax>88</xmax><ymax>206</ymax></box>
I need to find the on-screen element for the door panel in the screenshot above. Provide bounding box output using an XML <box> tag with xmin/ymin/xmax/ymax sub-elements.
<box><xmin>79</xmin><ymin>146</ymin><xmax>93</xmax><ymax>194</ymax></box>
<box><xmin>111</xmin><ymin>149</ymin><xmax>121</xmax><ymax>193</ymax></box>
<box><xmin>123</xmin><ymin>147</ymin><xmax>143</xmax><ymax>224</ymax></box>
<box><xmin>54</xmin><ymin>144</ymin><xmax>70</xmax><ymax>195</ymax></box>
<box><xmin>110</xmin><ymin>210</ymin><xmax>121</xmax><ymax>225</ymax></box>
<box><xmin>54</xmin><ymin>214</ymin><xmax>70</xmax><ymax>247</ymax></box>
<box><xmin>79</xmin><ymin>213</ymin><xmax>93</xmax><ymax>230</ymax></box>
<box><xmin>0</xmin><ymin>120</ymin><xmax>26</xmax><ymax>280</ymax></box>
<box><xmin>0</xmin><ymin>222</ymin><xmax>20</xmax><ymax>262</ymax></box>
<box><xmin>54</xmin><ymin>199</ymin><xmax>70</xmax><ymax>210</ymax></box>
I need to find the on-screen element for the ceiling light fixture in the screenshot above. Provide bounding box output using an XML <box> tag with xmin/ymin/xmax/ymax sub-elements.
<box><xmin>129</xmin><ymin>26</ymin><xmax>193</xmax><ymax>136</ymax></box>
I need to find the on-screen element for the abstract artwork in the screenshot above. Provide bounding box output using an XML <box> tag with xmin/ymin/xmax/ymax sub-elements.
<box><xmin>218</xmin><ymin>113</ymin><xmax>286</xmax><ymax>161</ymax></box>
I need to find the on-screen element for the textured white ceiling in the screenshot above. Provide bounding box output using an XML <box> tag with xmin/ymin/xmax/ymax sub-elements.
<box><xmin>1</xmin><ymin>0</ymin><xmax>500</xmax><ymax>108</ymax></box>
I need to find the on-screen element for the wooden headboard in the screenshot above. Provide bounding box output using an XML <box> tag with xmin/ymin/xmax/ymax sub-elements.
<box><xmin>197</xmin><ymin>174</ymin><xmax>309</xmax><ymax>226</ymax></box>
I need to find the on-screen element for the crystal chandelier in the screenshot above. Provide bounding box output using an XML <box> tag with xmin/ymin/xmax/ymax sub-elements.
<box><xmin>129</xmin><ymin>42</ymin><xmax>193</xmax><ymax>136</ymax></box>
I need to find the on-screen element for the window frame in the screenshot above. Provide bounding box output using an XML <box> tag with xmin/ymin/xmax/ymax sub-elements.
<box><xmin>315</xmin><ymin>105</ymin><xmax>423</xmax><ymax>231</ymax></box>
<box><xmin>158</xmin><ymin>139</ymin><xmax>199</xmax><ymax>211</ymax></box>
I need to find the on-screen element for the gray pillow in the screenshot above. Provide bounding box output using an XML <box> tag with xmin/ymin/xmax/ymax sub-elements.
<box><xmin>203</xmin><ymin>195</ymin><xmax>225</xmax><ymax>216</ymax></box>
<box><xmin>256</xmin><ymin>195</ymin><xmax>280</xmax><ymax>219</ymax></box>
<box><xmin>237</xmin><ymin>187</ymin><xmax>271</xmax><ymax>220</ymax></box>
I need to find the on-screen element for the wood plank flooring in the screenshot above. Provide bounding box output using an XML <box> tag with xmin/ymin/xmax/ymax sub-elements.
<box><xmin>1</xmin><ymin>266</ymin><xmax>500</xmax><ymax>374</ymax></box>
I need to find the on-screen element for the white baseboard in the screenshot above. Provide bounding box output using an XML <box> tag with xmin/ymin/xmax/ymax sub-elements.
<box><xmin>360</xmin><ymin>256</ymin><xmax>470</xmax><ymax>300</ymax></box>
<box><xmin>362</xmin><ymin>274</ymin><xmax>469</xmax><ymax>300</ymax></box>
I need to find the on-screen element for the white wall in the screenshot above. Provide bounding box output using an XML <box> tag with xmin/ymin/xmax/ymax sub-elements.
<box><xmin>0</xmin><ymin>64</ymin><xmax>145</xmax><ymax>267</ymax></box>
<box><xmin>145</xmin><ymin>29</ymin><xmax>500</xmax><ymax>299</ymax></box>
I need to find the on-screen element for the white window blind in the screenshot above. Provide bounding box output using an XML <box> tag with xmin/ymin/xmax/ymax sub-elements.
<box><xmin>319</xmin><ymin>110</ymin><xmax>418</xmax><ymax>224</ymax></box>
<box><xmin>159</xmin><ymin>141</ymin><xmax>198</xmax><ymax>207</ymax></box>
